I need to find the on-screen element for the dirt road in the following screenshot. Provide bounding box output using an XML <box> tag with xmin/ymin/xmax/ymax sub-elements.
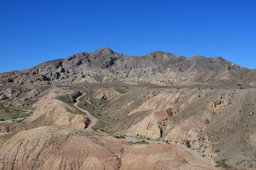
<box><xmin>74</xmin><ymin>94</ymin><xmax>98</xmax><ymax>131</ymax></box>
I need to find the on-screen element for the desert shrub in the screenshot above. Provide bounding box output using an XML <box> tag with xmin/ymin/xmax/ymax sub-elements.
<box><xmin>113</xmin><ymin>134</ymin><xmax>125</xmax><ymax>139</ymax></box>
<box><xmin>214</xmin><ymin>149</ymin><xmax>221</xmax><ymax>153</ymax></box>
<box><xmin>185</xmin><ymin>140</ymin><xmax>191</xmax><ymax>148</ymax></box>
<box><xmin>215</xmin><ymin>159</ymin><xmax>228</xmax><ymax>168</ymax></box>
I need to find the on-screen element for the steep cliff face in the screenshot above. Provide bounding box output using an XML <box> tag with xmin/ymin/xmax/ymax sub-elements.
<box><xmin>0</xmin><ymin>47</ymin><xmax>254</xmax><ymax>86</ymax></box>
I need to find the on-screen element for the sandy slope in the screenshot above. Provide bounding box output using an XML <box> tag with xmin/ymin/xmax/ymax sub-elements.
<box><xmin>24</xmin><ymin>89</ymin><xmax>89</xmax><ymax>129</ymax></box>
<box><xmin>0</xmin><ymin>126</ymin><xmax>216</xmax><ymax>170</ymax></box>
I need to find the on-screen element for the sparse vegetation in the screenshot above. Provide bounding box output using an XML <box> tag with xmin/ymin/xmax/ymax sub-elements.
<box><xmin>215</xmin><ymin>159</ymin><xmax>228</xmax><ymax>168</ymax></box>
<box><xmin>113</xmin><ymin>134</ymin><xmax>125</xmax><ymax>139</ymax></box>
<box><xmin>214</xmin><ymin>149</ymin><xmax>221</xmax><ymax>153</ymax></box>
<box><xmin>114</xmin><ymin>87</ymin><xmax>129</xmax><ymax>94</ymax></box>
<box><xmin>95</xmin><ymin>128</ymin><xmax>126</xmax><ymax>139</ymax></box>
<box><xmin>56</xmin><ymin>91</ymin><xmax>82</xmax><ymax>104</ymax></box>
<box><xmin>165</xmin><ymin>140</ymin><xmax>171</xmax><ymax>144</ymax></box>
<box><xmin>185</xmin><ymin>140</ymin><xmax>191</xmax><ymax>148</ymax></box>
<box><xmin>0</xmin><ymin>102</ymin><xmax>30</xmax><ymax>121</ymax></box>
<box><xmin>136</xmin><ymin>134</ymin><xmax>152</xmax><ymax>141</ymax></box>
<box><xmin>133</xmin><ymin>140</ymin><xmax>149</xmax><ymax>144</ymax></box>
<box><xmin>227</xmin><ymin>98</ymin><xmax>232</xmax><ymax>105</ymax></box>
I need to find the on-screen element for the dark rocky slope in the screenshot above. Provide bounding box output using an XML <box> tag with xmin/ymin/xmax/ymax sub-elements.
<box><xmin>1</xmin><ymin>47</ymin><xmax>255</xmax><ymax>86</ymax></box>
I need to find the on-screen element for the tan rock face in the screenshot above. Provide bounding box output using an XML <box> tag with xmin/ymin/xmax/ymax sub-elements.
<box><xmin>127</xmin><ymin>110</ymin><xmax>172</xmax><ymax>139</ymax></box>
<box><xmin>210</xmin><ymin>95</ymin><xmax>228</xmax><ymax>112</ymax></box>
<box><xmin>165</xmin><ymin>119</ymin><xmax>203</xmax><ymax>143</ymax></box>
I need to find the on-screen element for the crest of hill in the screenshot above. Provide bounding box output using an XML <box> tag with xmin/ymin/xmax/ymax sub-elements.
<box><xmin>0</xmin><ymin>47</ymin><xmax>254</xmax><ymax>86</ymax></box>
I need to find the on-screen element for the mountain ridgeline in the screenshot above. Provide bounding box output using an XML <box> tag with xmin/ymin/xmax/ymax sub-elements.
<box><xmin>1</xmin><ymin>47</ymin><xmax>256</xmax><ymax>86</ymax></box>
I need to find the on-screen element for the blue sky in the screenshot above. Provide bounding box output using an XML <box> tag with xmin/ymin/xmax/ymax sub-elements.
<box><xmin>0</xmin><ymin>0</ymin><xmax>256</xmax><ymax>72</ymax></box>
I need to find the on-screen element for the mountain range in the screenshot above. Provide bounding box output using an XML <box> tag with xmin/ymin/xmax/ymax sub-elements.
<box><xmin>1</xmin><ymin>47</ymin><xmax>256</xmax><ymax>87</ymax></box>
<box><xmin>0</xmin><ymin>47</ymin><xmax>256</xmax><ymax>169</ymax></box>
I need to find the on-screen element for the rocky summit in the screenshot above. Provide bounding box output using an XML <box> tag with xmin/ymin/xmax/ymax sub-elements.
<box><xmin>0</xmin><ymin>47</ymin><xmax>256</xmax><ymax>170</ymax></box>
<box><xmin>1</xmin><ymin>47</ymin><xmax>256</xmax><ymax>87</ymax></box>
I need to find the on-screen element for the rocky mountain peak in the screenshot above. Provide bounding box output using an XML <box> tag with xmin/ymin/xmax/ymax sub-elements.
<box><xmin>92</xmin><ymin>47</ymin><xmax>115</xmax><ymax>55</ymax></box>
<box><xmin>0</xmin><ymin>47</ymin><xmax>255</xmax><ymax>87</ymax></box>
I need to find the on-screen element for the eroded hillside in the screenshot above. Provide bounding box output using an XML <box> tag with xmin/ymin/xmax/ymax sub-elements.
<box><xmin>0</xmin><ymin>48</ymin><xmax>256</xmax><ymax>169</ymax></box>
<box><xmin>1</xmin><ymin>47</ymin><xmax>256</xmax><ymax>87</ymax></box>
<box><xmin>0</xmin><ymin>83</ymin><xmax>255</xmax><ymax>169</ymax></box>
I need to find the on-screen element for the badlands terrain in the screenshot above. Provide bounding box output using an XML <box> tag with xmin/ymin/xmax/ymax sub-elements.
<box><xmin>0</xmin><ymin>47</ymin><xmax>256</xmax><ymax>169</ymax></box>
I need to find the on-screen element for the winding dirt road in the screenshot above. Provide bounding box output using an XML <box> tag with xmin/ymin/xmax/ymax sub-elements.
<box><xmin>74</xmin><ymin>94</ymin><xmax>98</xmax><ymax>131</ymax></box>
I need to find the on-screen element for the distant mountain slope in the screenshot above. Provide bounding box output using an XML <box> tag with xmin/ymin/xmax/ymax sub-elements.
<box><xmin>0</xmin><ymin>47</ymin><xmax>255</xmax><ymax>86</ymax></box>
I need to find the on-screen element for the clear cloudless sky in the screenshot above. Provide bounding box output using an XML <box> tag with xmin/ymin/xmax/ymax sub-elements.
<box><xmin>0</xmin><ymin>0</ymin><xmax>256</xmax><ymax>72</ymax></box>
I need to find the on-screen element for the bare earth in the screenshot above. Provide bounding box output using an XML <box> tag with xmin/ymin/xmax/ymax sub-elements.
<box><xmin>0</xmin><ymin>48</ymin><xmax>256</xmax><ymax>169</ymax></box>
